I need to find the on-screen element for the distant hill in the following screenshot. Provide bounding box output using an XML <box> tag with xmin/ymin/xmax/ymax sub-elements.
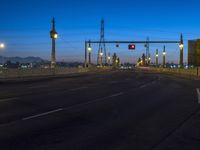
<box><xmin>0</xmin><ymin>56</ymin><xmax>47</xmax><ymax>63</ymax></box>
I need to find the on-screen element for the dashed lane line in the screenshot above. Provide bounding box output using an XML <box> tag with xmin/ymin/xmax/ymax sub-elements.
<box><xmin>196</xmin><ymin>88</ymin><xmax>200</xmax><ymax>104</ymax></box>
<box><xmin>0</xmin><ymin>97</ymin><xmax>19</xmax><ymax>102</ymax></box>
<box><xmin>22</xmin><ymin>108</ymin><xmax>63</xmax><ymax>121</ymax></box>
<box><xmin>22</xmin><ymin>92</ymin><xmax>124</xmax><ymax>121</ymax></box>
<box><xmin>69</xmin><ymin>87</ymin><xmax>88</xmax><ymax>91</ymax></box>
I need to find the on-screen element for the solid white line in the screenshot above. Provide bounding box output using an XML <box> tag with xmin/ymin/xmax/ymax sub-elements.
<box><xmin>22</xmin><ymin>108</ymin><xmax>63</xmax><ymax>121</ymax></box>
<box><xmin>196</xmin><ymin>88</ymin><xmax>200</xmax><ymax>104</ymax></box>
<box><xmin>0</xmin><ymin>97</ymin><xmax>19</xmax><ymax>102</ymax></box>
<box><xmin>70</xmin><ymin>87</ymin><xmax>88</xmax><ymax>91</ymax></box>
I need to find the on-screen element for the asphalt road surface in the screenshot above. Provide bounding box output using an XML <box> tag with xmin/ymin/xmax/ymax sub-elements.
<box><xmin>0</xmin><ymin>70</ymin><xmax>200</xmax><ymax>150</ymax></box>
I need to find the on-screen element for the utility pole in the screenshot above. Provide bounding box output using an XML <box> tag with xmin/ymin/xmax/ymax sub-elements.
<box><xmin>156</xmin><ymin>49</ymin><xmax>158</xmax><ymax>67</ymax></box>
<box><xmin>179</xmin><ymin>34</ymin><xmax>184</xmax><ymax>67</ymax></box>
<box><xmin>97</xmin><ymin>18</ymin><xmax>107</xmax><ymax>65</ymax></box>
<box><xmin>50</xmin><ymin>17</ymin><xmax>58</xmax><ymax>69</ymax></box>
<box><xmin>163</xmin><ymin>45</ymin><xmax>166</xmax><ymax>67</ymax></box>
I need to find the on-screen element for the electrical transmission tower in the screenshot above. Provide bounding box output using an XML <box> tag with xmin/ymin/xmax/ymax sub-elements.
<box><xmin>97</xmin><ymin>18</ymin><xmax>107</xmax><ymax>65</ymax></box>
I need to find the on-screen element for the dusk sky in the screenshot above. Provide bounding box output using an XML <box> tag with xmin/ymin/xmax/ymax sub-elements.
<box><xmin>1</xmin><ymin>0</ymin><xmax>200</xmax><ymax>63</ymax></box>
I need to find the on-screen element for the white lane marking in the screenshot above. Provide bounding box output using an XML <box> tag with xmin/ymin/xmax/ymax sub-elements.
<box><xmin>29</xmin><ymin>85</ymin><xmax>47</xmax><ymax>89</ymax></box>
<box><xmin>196</xmin><ymin>88</ymin><xmax>200</xmax><ymax>104</ymax></box>
<box><xmin>70</xmin><ymin>87</ymin><xmax>88</xmax><ymax>91</ymax></box>
<box><xmin>109</xmin><ymin>92</ymin><xmax>124</xmax><ymax>97</ymax></box>
<box><xmin>139</xmin><ymin>80</ymin><xmax>157</xmax><ymax>89</ymax></box>
<box><xmin>109</xmin><ymin>81</ymin><xmax>120</xmax><ymax>84</ymax></box>
<box><xmin>0</xmin><ymin>97</ymin><xmax>19</xmax><ymax>102</ymax></box>
<box><xmin>22</xmin><ymin>108</ymin><xmax>63</xmax><ymax>121</ymax></box>
<box><xmin>139</xmin><ymin>84</ymin><xmax>148</xmax><ymax>89</ymax></box>
<box><xmin>65</xmin><ymin>92</ymin><xmax>124</xmax><ymax>110</ymax></box>
<box><xmin>22</xmin><ymin>92</ymin><xmax>124</xmax><ymax>121</ymax></box>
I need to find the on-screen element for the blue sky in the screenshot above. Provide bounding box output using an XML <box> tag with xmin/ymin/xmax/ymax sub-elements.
<box><xmin>0</xmin><ymin>0</ymin><xmax>200</xmax><ymax>63</ymax></box>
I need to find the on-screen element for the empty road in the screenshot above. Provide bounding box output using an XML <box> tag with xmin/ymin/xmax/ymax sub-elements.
<box><xmin>0</xmin><ymin>70</ymin><xmax>200</xmax><ymax>150</ymax></box>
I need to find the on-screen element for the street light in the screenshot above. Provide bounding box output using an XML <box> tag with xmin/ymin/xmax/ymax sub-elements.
<box><xmin>163</xmin><ymin>46</ymin><xmax>166</xmax><ymax>67</ymax></box>
<box><xmin>163</xmin><ymin>52</ymin><xmax>166</xmax><ymax>56</ymax></box>
<box><xmin>108</xmin><ymin>55</ymin><xmax>111</xmax><ymax>66</ymax></box>
<box><xmin>156</xmin><ymin>49</ymin><xmax>158</xmax><ymax>67</ymax></box>
<box><xmin>0</xmin><ymin>43</ymin><xmax>5</xmax><ymax>49</ymax></box>
<box><xmin>179</xmin><ymin>44</ymin><xmax>184</xmax><ymax>49</ymax></box>
<box><xmin>88</xmin><ymin>46</ymin><xmax>92</xmax><ymax>52</ymax></box>
<box><xmin>99</xmin><ymin>52</ymin><xmax>103</xmax><ymax>66</ymax></box>
<box><xmin>100</xmin><ymin>52</ymin><xmax>103</xmax><ymax>56</ymax></box>
<box><xmin>0</xmin><ymin>43</ymin><xmax>5</xmax><ymax>66</ymax></box>
<box><xmin>88</xmin><ymin>41</ymin><xmax>92</xmax><ymax>65</ymax></box>
<box><xmin>53</xmin><ymin>33</ymin><xmax>58</xmax><ymax>39</ymax></box>
<box><xmin>179</xmin><ymin>34</ymin><xmax>184</xmax><ymax>67</ymax></box>
<box><xmin>50</xmin><ymin>17</ymin><xmax>58</xmax><ymax>69</ymax></box>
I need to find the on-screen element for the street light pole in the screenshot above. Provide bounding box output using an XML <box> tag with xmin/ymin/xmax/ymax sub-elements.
<box><xmin>0</xmin><ymin>43</ymin><xmax>5</xmax><ymax>66</ymax></box>
<box><xmin>50</xmin><ymin>17</ymin><xmax>58</xmax><ymax>69</ymax></box>
<box><xmin>88</xmin><ymin>40</ymin><xmax>92</xmax><ymax>66</ymax></box>
<box><xmin>108</xmin><ymin>52</ymin><xmax>111</xmax><ymax>66</ymax></box>
<box><xmin>100</xmin><ymin>49</ymin><xmax>103</xmax><ymax>67</ymax></box>
<box><xmin>156</xmin><ymin>49</ymin><xmax>158</xmax><ymax>67</ymax></box>
<box><xmin>179</xmin><ymin>34</ymin><xmax>184</xmax><ymax>67</ymax></box>
<box><xmin>163</xmin><ymin>45</ymin><xmax>166</xmax><ymax>67</ymax></box>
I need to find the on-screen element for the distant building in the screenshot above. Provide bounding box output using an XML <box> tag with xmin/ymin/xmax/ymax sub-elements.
<box><xmin>188</xmin><ymin>39</ymin><xmax>200</xmax><ymax>66</ymax></box>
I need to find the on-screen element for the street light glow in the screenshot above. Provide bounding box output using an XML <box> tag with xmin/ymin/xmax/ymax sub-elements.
<box><xmin>100</xmin><ymin>52</ymin><xmax>103</xmax><ymax>56</ymax></box>
<box><xmin>54</xmin><ymin>33</ymin><xmax>58</xmax><ymax>39</ymax></box>
<box><xmin>108</xmin><ymin>56</ymin><xmax>111</xmax><ymax>60</ymax></box>
<box><xmin>179</xmin><ymin>44</ymin><xmax>183</xmax><ymax>49</ymax></box>
<box><xmin>88</xmin><ymin>47</ymin><xmax>92</xmax><ymax>52</ymax></box>
<box><xmin>163</xmin><ymin>52</ymin><xmax>166</xmax><ymax>55</ymax></box>
<box><xmin>156</xmin><ymin>54</ymin><xmax>158</xmax><ymax>57</ymax></box>
<box><xmin>0</xmin><ymin>43</ymin><xmax>5</xmax><ymax>48</ymax></box>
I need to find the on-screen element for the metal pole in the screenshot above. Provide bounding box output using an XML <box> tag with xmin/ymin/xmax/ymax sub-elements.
<box><xmin>88</xmin><ymin>51</ymin><xmax>91</xmax><ymax>66</ymax></box>
<box><xmin>156</xmin><ymin>49</ymin><xmax>158</xmax><ymax>67</ymax></box>
<box><xmin>84</xmin><ymin>41</ymin><xmax>87</xmax><ymax>68</ymax></box>
<box><xmin>180</xmin><ymin>34</ymin><xmax>184</xmax><ymax>67</ymax></box>
<box><xmin>163</xmin><ymin>46</ymin><xmax>166</xmax><ymax>67</ymax></box>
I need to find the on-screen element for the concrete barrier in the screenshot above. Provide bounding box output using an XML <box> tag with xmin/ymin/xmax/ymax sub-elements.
<box><xmin>0</xmin><ymin>67</ymin><xmax>88</xmax><ymax>79</ymax></box>
<box><xmin>144</xmin><ymin>67</ymin><xmax>200</xmax><ymax>79</ymax></box>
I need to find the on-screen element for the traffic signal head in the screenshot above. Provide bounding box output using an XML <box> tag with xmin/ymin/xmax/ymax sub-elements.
<box><xmin>128</xmin><ymin>44</ymin><xmax>136</xmax><ymax>50</ymax></box>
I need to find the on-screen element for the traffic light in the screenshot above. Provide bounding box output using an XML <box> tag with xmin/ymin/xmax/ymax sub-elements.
<box><xmin>128</xmin><ymin>44</ymin><xmax>136</xmax><ymax>50</ymax></box>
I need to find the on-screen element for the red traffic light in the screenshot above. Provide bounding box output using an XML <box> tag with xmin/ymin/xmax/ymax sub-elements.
<box><xmin>128</xmin><ymin>44</ymin><xmax>136</xmax><ymax>50</ymax></box>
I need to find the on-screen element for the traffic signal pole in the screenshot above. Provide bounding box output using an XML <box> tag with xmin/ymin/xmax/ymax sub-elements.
<box><xmin>84</xmin><ymin>40</ymin><xmax>181</xmax><ymax>68</ymax></box>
